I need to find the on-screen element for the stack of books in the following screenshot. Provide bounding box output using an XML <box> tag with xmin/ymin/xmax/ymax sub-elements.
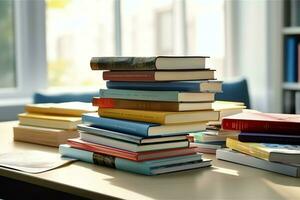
<box><xmin>217</xmin><ymin>112</ymin><xmax>300</xmax><ymax>177</ymax></box>
<box><xmin>190</xmin><ymin>101</ymin><xmax>245</xmax><ymax>154</ymax></box>
<box><xmin>14</xmin><ymin>102</ymin><xmax>96</xmax><ymax>147</ymax></box>
<box><xmin>59</xmin><ymin>56</ymin><xmax>223</xmax><ymax>175</ymax></box>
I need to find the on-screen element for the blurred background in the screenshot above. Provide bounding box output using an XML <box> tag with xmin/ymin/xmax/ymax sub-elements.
<box><xmin>0</xmin><ymin>0</ymin><xmax>293</xmax><ymax>121</ymax></box>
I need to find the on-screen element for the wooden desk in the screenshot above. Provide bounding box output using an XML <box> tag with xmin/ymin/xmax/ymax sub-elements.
<box><xmin>0</xmin><ymin>121</ymin><xmax>299</xmax><ymax>200</ymax></box>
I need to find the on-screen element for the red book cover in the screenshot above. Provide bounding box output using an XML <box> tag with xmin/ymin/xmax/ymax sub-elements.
<box><xmin>92</xmin><ymin>97</ymin><xmax>114</xmax><ymax>108</ymax></box>
<box><xmin>103</xmin><ymin>71</ymin><xmax>155</xmax><ymax>81</ymax></box>
<box><xmin>67</xmin><ymin>138</ymin><xmax>199</xmax><ymax>162</ymax></box>
<box><xmin>222</xmin><ymin>112</ymin><xmax>300</xmax><ymax>135</ymax></box>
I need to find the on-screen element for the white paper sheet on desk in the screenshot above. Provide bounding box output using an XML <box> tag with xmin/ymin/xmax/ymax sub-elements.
<box><xmin>0</xmin><ymin>150</ymin><xmax>76</xmax><ymax>173</ymax></box>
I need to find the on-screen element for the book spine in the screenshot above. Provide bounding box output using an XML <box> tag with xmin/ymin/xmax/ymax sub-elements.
<box><xmin>103</xmin><ymin>71</ymin><xmax>156</xmax><ymax>81</ymax></box>
<box><xmin>59</xmin><ymin>145</ymin><xmax>151</xmax><ymax>175</ymax></box>
<box><xmin>285</xmin><ymin>37</ymin><xmax>298</xmax><ymax>82</ymax></box>
<box><xmin>99</xmin><ymin>89</ymin><xmax>179</xmax><ymax>102</ymax></box>
<box><xmin>222</xmin><ymin>119</ymin><xmax>300</xmax><ymax>135</ymax></box>
<box><xmin>238</xmin><ymin>134</ymin><xmax>300</xmax><ymax>145</ymax></box>
<box><xmin>98</xmin><ymin>108</ymin><xmax>166</xmax><ymax>124</ymax></box>
<box><xmin>106</xmin><ymin>81</ymin><xmax>201</xmax><ymax>92</ymax></box>
<box><xmin>226</xmin><ymin>138</ymin><xmax>270</xmax><ymax>160</ymax></box>
<box><xmin>67</xmin><ymin>140</ymin><xmax>139</xmax><ymax>161</ymax></box>
<box><xmin>95</xmin><ymin>98</ymin><xmax>180</xmax><ymax>111</ymax></box>
<box><xmin>82</xmin><ymin>114</ymin><xmax>150</xmax><ymax>137</ymax></box>
<box><xmin>90</xmin><ymin>57</ymin><xmax>157</xmax><ymax>70</ymax></box>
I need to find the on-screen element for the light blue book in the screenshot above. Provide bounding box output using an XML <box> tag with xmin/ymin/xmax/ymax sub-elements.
<box><xmin>77</xmin><ymin>124</ymin><xmax>188</xmax><ymax>145</ymax></box>
<box><xmin>106</xmin><ymin>81</ymin><xmax>222</xmax><ymax>92</ymax></box>
<box><xmin>59</xmin><ymin>144</ymin><xmax>211</xmax><ymax>175</ymax></box>
<box><xmin>82</xmin><ymin>113</ymin><xmax>206</xmax><ymax>137</ymax></box>
<box><xmin>99</xmin><ymin>89</ymin><xmax>215</xmax><ymax>102</ymax></box>
<box><xmin>216</xmin><ymin>149</ymin><xmax>300</xmax><ymax>177</ymax></box>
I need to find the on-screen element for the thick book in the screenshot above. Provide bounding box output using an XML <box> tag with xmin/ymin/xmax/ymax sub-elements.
<box><xmin>59</xmin><ymin>144</ymin><xmax>211</xmax><ymax>175</ymax></box>
<box><xmin>222</xmin><ymin>112</ymin><xmax>300</xmax><ymax>135</ymax></box>
<box><xmin>238</xmin><ymin>132</ymin><xmax>300</xmax><ymax>145</ymax></box>
<box><xmin>93</xmin><ymin>98</ymin><xmax>213</xmax><ymax>112</ymax></box>
<box><xmin>285</xmin><ymin>37</ymin><xmax>298</xmax><ymax>82</ymax></box>
<box><xmin>80</xmin><ymin>132</ymin><xmax>189</xmax><ymax>152</ymax></box>
<box><xmin>77</xmin><ymin>124</ymin><xmax>188</xmax><ymax>144</ymax></box>
<box><xmin>216</xmin><ymin>149</ymin><xmax>300</xmax><ymax>177</ymax></box>
<box><xmin>99</xmin><ymin>108</ymin><xmax>219</xmax><ymax>124</ymax></box>
<box><xmin>25</xmin><ymin>102</ymin><xmax>97</xmax><ymax>117</ymax></box>
<box><xmin>13</xmin><ymin>125</ymin><xmax>79</xmax><ymax>147</ymax></box>
<box><xmin>90</xmin><ymin>56</ymin><xmax>208</xmax><ymax>71</ymax></box>
<box><xmin>67</xmin><ymin>138</ymin><xmax>199</xmax><ymax>162</ymax></box>
<box><xmin>102</xmin><ymin>70</ymin><xmax>215</xmax><ymax>81</ymax></box>
<box><xmin>99</xmin><ymin>89</ymin><xmax>215</xmax><ymax>102</ymax></box>
<box><xmin>82</xmin><ymin>113</ymin><xmax>206</xmax><ymax>137</ymax></box>
<box><xmin>18</xmin><ymin>113</ymin><xmax>81</xmax><ymax>130</ymax></box>
<box><xmin>226</xmin><ymin>138</ymin><xmax>300</xmax><ymax>164</ymax></box>
<box><xmin>106</xmin><ymin>80</ymin><xmax>222</xmax><ymax>92</ymax></box>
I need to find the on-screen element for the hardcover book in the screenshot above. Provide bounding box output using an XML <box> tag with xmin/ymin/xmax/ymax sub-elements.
<box><xmin>226</xmin><ymin>138</ymin><xmax>300</xmax><ymax>164</ymax></box>
<box><xmin>13</xmin><ymin>125</ymin><xmax>79</xmax><ymax>147</ymax></box>
<box><xmin>82</xmin><ymin>113</ymin><xmax>207</xmax><ymax>137</ymax></box>
<box><xmin>98</xmin><ymin>108</ymin><xmax>219</xmax><ymax>124</ymax></box>
<box><xmin>99</xmin><ymin>89</ymin><xmax>215</xmax><ymax>102</ymax></box>
<box><xmin>102</xmin><ymin>70</ymin><xmax>215</xmax><ymax>81</ymax></box>
<box><xmin>238</xmin><ymin>132</ymin><xmax>300</xmax><ymax>145</ymax></box>
<box><xmin>80</xmin><ymin>132</ymin><xmax>190</xmax><ymax>152</ymax></box>
<box><xmin>25</xmin><ymin>102</ymin><xmax>97</xmax><ymax>117</ymax></box>
<box><xmin>18</xmin><ymin>113</ymin><xmax>81</xmax><ymax>130</ymax></box>
<box><xmin>90</xmin><ymin>56</ymin><xmax>208</xmax><ymax>71</ymax></box>
<box><xmin>93</xmin><ymin>98</ymin><xmax>213</xmax><ymax>111</ymax></box>
<box><xmin>106</xmin><ymin>80</ymin><xmax>222</xmax><ymax>92</ymax></box>
<box><xmin>59</xmin><ymin>144</ymin><xmax>211</xmax><ymax>175</ymax></box>
<box><xmin>77</xmin><ymin>124</ymin><xmax>188</xmax><ymax>144</ymax></box>
<box><xmin>222</xmin><ymin>112</ymin><xmax>300</xmax><ymax>135</ymax></box>
<box><xmin>216</xmin><ymin>149</ymin><xmax>300</xmax><ymax>177</ymax></box>
<box><xmin>67</xmin><ymin>138</ymin><xmax>199</xmax><ymax>162</ymax></box>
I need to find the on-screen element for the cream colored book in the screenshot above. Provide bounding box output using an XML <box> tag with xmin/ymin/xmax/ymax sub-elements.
<box><xmin>18</xmin><ymin>113</ymin><xmax>81</xmax><ymax>130</ymax></box>
<box><xmin>25</xmin><ymin>102</ymin><xmax>97</xmax><ymax>117</ymax></box>
<box><xmin>13</xmin><ymin>125</ymin><xmax>79</xmax><ymax>147</ymax></box>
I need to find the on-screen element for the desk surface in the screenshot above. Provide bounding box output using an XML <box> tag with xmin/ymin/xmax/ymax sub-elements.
<box><xmin>0</xmin><ymin>121</ymin><xmax>299</xmax><ymax>200</ymax></box>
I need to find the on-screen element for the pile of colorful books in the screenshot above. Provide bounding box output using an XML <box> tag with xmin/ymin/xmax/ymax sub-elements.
<box><xmin>217</xmin><ymin>112</ymin><xmax>300</xmax><ymax>177</ymax></box>
<box><xmin>14</xmin><ymin>102</ymin><xmax>96</xmax><ymax>147</ymax></box>
<box><xmin>191</xmin><ymin>101</ymin><xmax>245</xmax><ymax>154</ymax></box>
<box><xmin>59</xmin><ymin>56</ymin><xmax>223</xmax><ymax>175</ymax></box>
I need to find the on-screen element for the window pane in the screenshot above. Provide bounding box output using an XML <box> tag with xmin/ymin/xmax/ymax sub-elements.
<box><xmin>46</xmin><ymin>0</ymin><xmax>115</xmax><ymax>88</ymax></box>
<box><xmin>186</xmin><ymin>0</ymin><xmax>225</xmax><ymax>78</ymax></box>
<box><xmin>0</xmin><ymin>0</ymin><xmax>16</xmax><ymax>88</ymax></box>
<box><xmin>121</xmin><ymin>0</ymin><xmax>175</xmax><ymax>55</ymax></box>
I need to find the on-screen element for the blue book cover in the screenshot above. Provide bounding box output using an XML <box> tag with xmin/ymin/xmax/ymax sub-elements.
<box><xmin>285</xmin><ymin>37</ymin><xmax>298</xmax><ymax>82</ymax></box>
<box><xmin>59</xmin><ymin>144</ymin><xmax>205</xmax><ymax>175</ymax></box>
<box><xmin>99</xmin><ymin>89</ymin><xmax>181</xmax><ymax>102</ymax></box>
<box><xmin>82</xmin><ymin>113</ymin><xmax>157</xmax><ymax>137</ymax></box>
<box><xmin>106</xmin><ymin>81</ymin><xmax>222</xmax><ymax>92</ymax></box>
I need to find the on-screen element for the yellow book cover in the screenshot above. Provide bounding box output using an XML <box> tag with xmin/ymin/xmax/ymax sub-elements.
<box><xmin>25</xmin><ymin>102</ymin><xmax>97</xmax><ymax>117</ymax></box>
<box><xmin>226</xmin><ymin>138</ymin><xmax>270</xmax><ymax>160</ymax></box>
<box><xmin>18</xmin><ymin>113</ymin><xmax>81</xmax><ymax>130</ymax></box>
<box><xmin>98</xmin><ymin>108</ymin><xmax>219</xmax><ymax>124</ymax></box>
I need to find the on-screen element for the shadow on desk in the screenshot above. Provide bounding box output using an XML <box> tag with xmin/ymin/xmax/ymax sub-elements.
<box><xmin>81</xmin><ymin>159</ymin><xmax>299</xmax><ymax>200</ymax></box>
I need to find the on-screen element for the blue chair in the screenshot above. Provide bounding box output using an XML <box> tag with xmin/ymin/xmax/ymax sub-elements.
<box><xmin>33</xmin><ymin>90</ymin><xmax>98</xmax><ymax>103</ymax></box>
<box><xmin>33</xmin><ymin>78</ymin><xmax>251</xmax><ymax>108</ymax></box>
<box><xmin>216</xmin><ymin>78</ymin><xmax>251</xmax><ymax>108</ymax></box>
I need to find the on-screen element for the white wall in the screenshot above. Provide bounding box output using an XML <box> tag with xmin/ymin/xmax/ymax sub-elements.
<box><xmin>228</xmin><ymin>0</ymin><xmax>282</xmax><ymax>112</ymax></box>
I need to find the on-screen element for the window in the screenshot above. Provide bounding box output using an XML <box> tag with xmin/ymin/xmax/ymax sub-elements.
<box><xmin>0</xmin><ymin>0</ymin><xmax>16</xmax><ymax>89</ymax></box>
<box><xmin>46</xmin><ymin>0</ymin><xmax>115</xmax><ymax>88</ymax></box>
<box><xmin>47</xmin><ymin>0</ymin><xmax>226</xmax><ymax>88</ymax></box>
